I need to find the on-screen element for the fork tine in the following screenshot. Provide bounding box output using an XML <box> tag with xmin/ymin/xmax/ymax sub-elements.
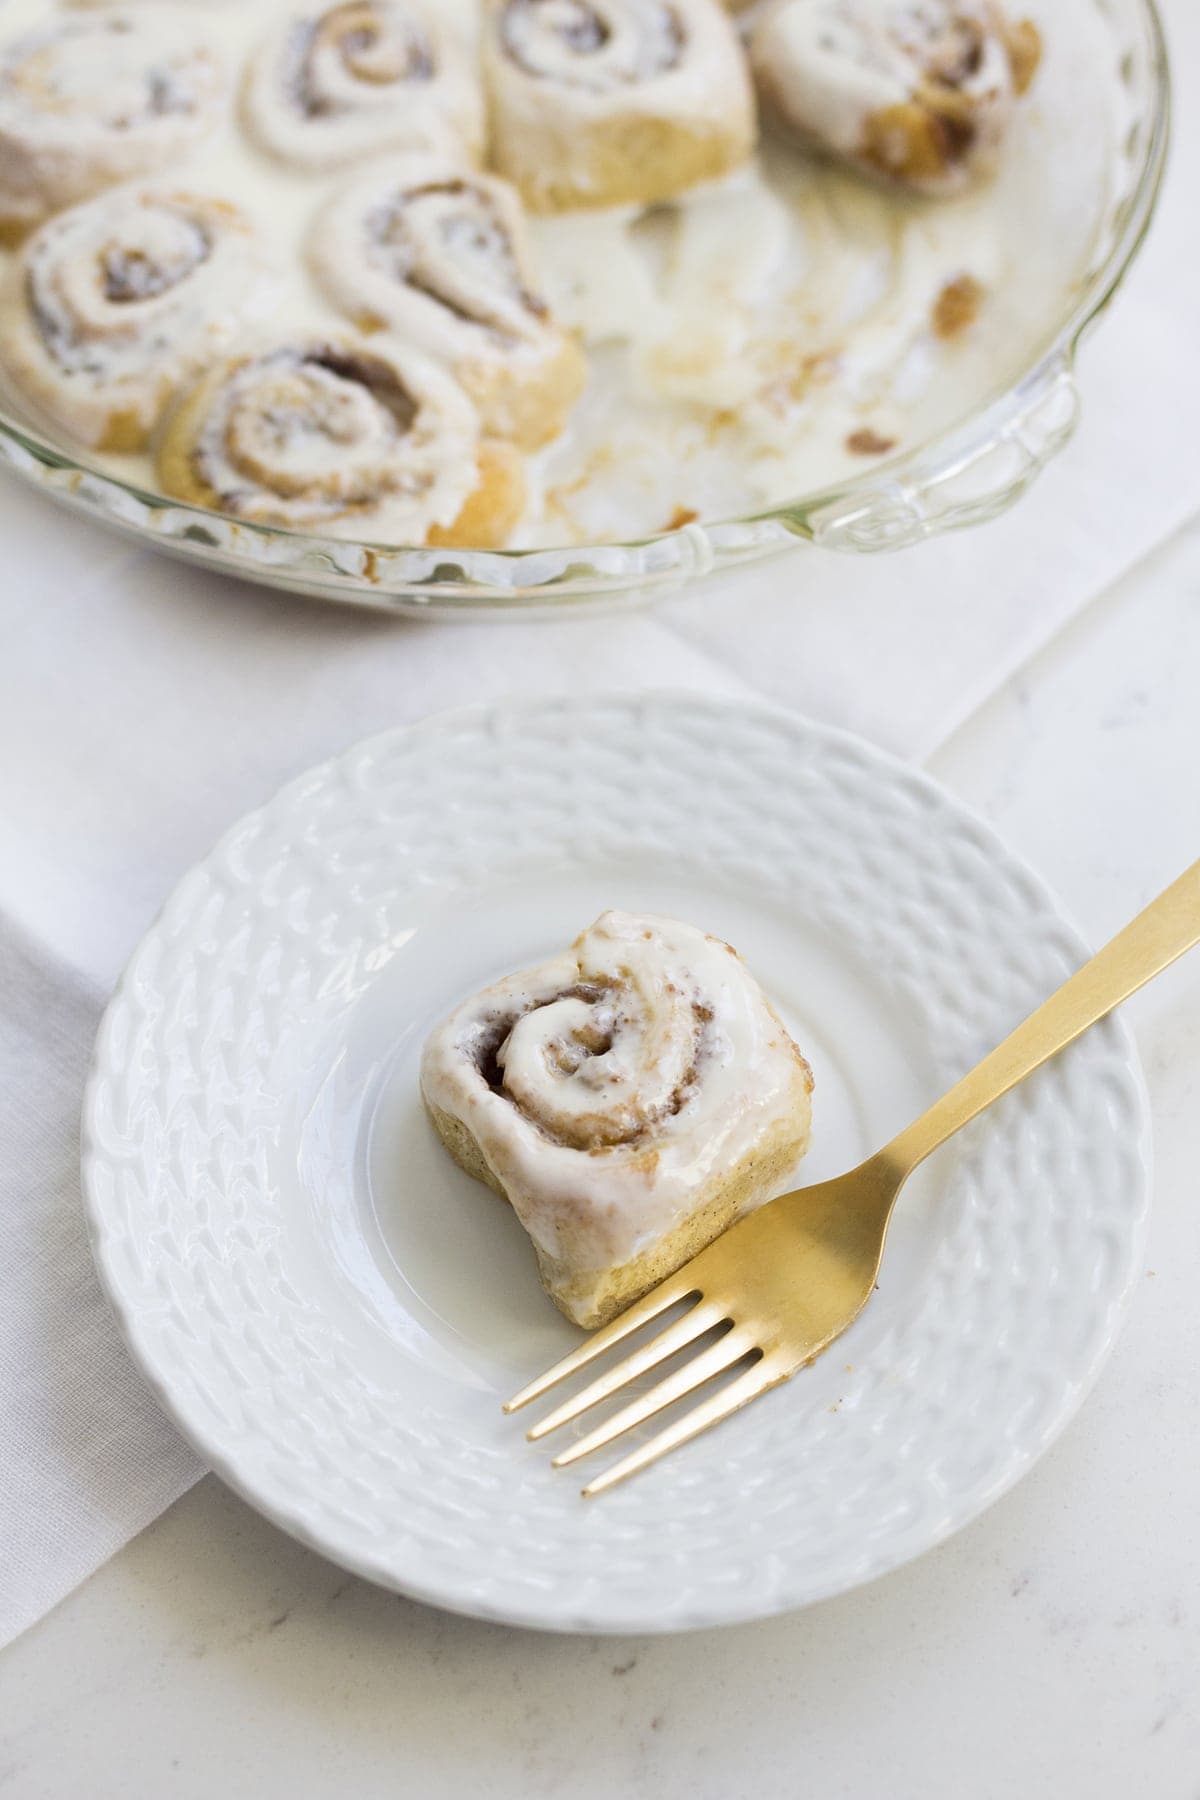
<box><xmin>579</xmin><ymin>1358</ymin><xmax>786</xmax><ymax>1497</ymax></box>
<box><xmin>503</xmin><ymin>1274</ymin><xmax>704</xmax><ymax>1414</ymax></box>
<box><xmin>525</xmin><ymin>1302</ymin><xmax>730</xmax><ymax>1441</ymax></box>
<box><xmin>550</xmin><ymin>1331</ymin><xmax>757</xmax><ymax>1469</ymax></box>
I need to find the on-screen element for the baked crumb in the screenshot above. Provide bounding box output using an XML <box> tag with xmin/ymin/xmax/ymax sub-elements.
<box><xmin>1004</xmin><ymin>19</ymin><xmax>1043</xmax><ymax>95</ymax></box>
<box><xmin>933</xmin><ymin>274</ymin><xmax>986</xmax><ymax>339</ymax></box>
<box><xmin>758</xmin><ymin>347</ymin><xmax>841</xmax><ymax>418</ymax></box>
<box><xmin>846</xmin><ymin>427</ymin><xmax>897</xmax><ymax>456</ymax></box>
<box><xmin>664</xmin><ymin>505</ymin><xmax>699</xmax><ymax>530</ymax></box>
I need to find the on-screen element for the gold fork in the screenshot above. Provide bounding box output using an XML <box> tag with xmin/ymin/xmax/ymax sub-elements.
<box><xmin>506</xmin><ymin>857</ymin><xmax>1200</xmax><ymax>1496</ymax></box>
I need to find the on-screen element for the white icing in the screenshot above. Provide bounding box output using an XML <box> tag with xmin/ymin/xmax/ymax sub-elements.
<box><xmin>420</xmin><ymin>910</ymin><xmax>814</xmax><ymax>1270</ymax></box>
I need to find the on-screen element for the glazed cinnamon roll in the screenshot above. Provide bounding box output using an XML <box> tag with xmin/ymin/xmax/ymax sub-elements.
<box><xmin>310</xmin><ymin>157</ymin><xmax>586</xmax><ymax>450</ymax></box>
<box><xmin>421</xmin><ymin>910</ymin><xmax>814</xmax><ymax>1328</ymax></box>
<box><xmin>484</xmin><ymin>0</ymin><xmax>757</xmax><ymax>213</ymax></box>
<box><xmin>750</xmin><ymin>0</ymin><xmax>1041</xmax><ymax>196</ymax></box>
<box><xmin>243</xmin><ymin>2</ymin><xmax>484</xmax><ymax>172</ymax></box>
<box><xmin>0</xmin><ymin>11</ymin><xmax>226</xmax><ymax>240</ymax></box>
<box><xmin>157</xmin><ymin>335</ymin><xmax>526</xmax><ymax>546</ymax></box>
<box><xmin>0</xmin><ymin>187</ymin><xmax>271</xmax><ymax>452</ymax></box>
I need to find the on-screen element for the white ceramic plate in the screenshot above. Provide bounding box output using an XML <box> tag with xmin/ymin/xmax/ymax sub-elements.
<box><xmin>82</xmin><ymin>694</ymin><xmax>1151</xmax><ymax>1634</ymax></box>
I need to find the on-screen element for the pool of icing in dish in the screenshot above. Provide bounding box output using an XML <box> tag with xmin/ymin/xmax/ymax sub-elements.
<box><xmin>0</xmin><ymin>0</ymin><xmax>1124</xmax><ymax>548</ymax></box>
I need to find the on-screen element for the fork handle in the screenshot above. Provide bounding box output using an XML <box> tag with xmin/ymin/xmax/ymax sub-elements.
<box><xmin>887</xmin><ymin>856</ymin><xmax>1200</xmax><ymax>1175</ymax></box>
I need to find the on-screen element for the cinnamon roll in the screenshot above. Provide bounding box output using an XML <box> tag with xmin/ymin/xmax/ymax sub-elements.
<box><xmin>310</xmin><ymin>156</ymin><xmax>586</xmax><ymax>450</ymax></box>
<box><xmin>157</xmin><ymin>335</ymin><xmax>526</xmax><ymax>547</ymax></box>
<box><xmin>243</xmin><ymin>2</ymin><xmax>485</xmax><ymax>173</ymax></box>
<box><xmin>750</xmin><ymin>0</ymin><xmax>1041</xmax><ymax>196</ymax></box>
<box><xmin>0</xmin><ymin>11</ymin><xmax>226</xmax><ymax>240</ymax></box>
<box><xmin>421</xmin><ymin>910</ymin><xmax>814</xmax><ymax>1328</ymax></box>
<box><xmin>484</xmin><ymin>0</ymin><xmax>757</xmax><ymax>213</ymax></box>
<box><xmin>0</xmin><ymin>187</ymin><xmax>271</xmax><ymax>452</ymax></box>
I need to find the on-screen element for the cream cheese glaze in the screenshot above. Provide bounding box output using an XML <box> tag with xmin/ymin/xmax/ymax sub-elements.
<box><xmin>0</xmin><ymin>0</ymin><xmax>1124</xmax><ymax>545</ymax></box>
<box><xmin>420</xmin><ymin>910</ymin><xmax>814</xmax><ymax>1271</ymax></box>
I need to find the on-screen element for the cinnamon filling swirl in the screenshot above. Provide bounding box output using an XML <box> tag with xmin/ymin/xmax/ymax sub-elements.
<box><xmin>751</xmin><ymin>0</ymin><xmax>1037</xmax><ymax>195</ymax></box>
<box><xmin>243</xmin><ymin>1</ymin><xmax>483</xmax><ymax>171</ymax></box>
<box><xmin>421</xmin><ymin>912</ymin><xmax>815</xmax><ymax>1321</ymax></box>
<box><xmin>309</xmin><ymin>155</ymin><xmax>584</xmax><ymax>448</ymax></box>
<box><xmin>1</xmin><ymin>16</ymin><xmax>218</xmax><ymax>133</ymax></box>
<box><xmin>465</xmin><ymin>977</ymin><xmax>714</xmax><ymax>1151</ymax></box>
<box><xmin>159</xmin><ymin>331</ymin><xmax>484</xmax><ymax>537</ymax></box>
<box><xmin>0</xmin><ymin>187</ymin><xmax>269</xmax><ymax>451</ymax></box>
<box><xmin>0</xmin><ymin>13</ymin><xmax>226</xmax><ymax>232</ymax></box>
<box><xmin>499</xmin><ymin>0</ymin><xmax>686</xmax><ymax>91</ymax></box>
<box><xmin>26</xmin><ymin>203</ymin><xmax>215</xmax><ymax>373</ymax></box>
<box><xmin>100</xmin><ymin>230</ymin><xmax>213</xmax><ymax>307</ymax></box>
<box><xmin>364</xmin><ymin>180</ymin><xmax>547</xmax><ymax>340</ymax></box>
<box><xmin>195</xmin><ymin>345</ymin><xmax>420</xmax><ymax>512</ymax></box>
<box><xmin>284</xmin><ymin>2</ymin><xmax>435</xmax><ymax>118</ymax></box>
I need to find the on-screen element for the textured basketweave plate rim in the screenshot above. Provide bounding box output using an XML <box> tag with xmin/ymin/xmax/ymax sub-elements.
<box><xmin>82</xmin><ymin>695</ymin><xmax>1152</xmax><ymax>1634</ymax></box>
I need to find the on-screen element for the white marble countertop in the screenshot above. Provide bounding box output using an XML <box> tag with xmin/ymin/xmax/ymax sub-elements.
<box><xmin>3</xmin><ymin>516</ymin><xmax>1199</xmax><ymax>1799</ymax></box>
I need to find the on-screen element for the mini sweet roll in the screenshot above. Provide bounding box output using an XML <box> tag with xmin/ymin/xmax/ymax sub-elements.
<box><xmin>421</xmin><ymin>910</ymin><xmax>815</xmax><ymax>1328</ymax></box>
<box><xmin>483</xmin><ymin>0</ymin><xmax>758</xmax><ymax>213</ymax></box>
<box><xmin>0</xmin><ymin>186</ymin><xmax>272</xmax><ymax>452</ymax></box>
<box><xmin>310</xmin><ymin>156</ymin><xmax>586</xmax><ymax>450</ymax></box>
<box><xmin>0</xmin><ymin>10</ymin><xmax>227</xmax><ymax>239</ymax></box>
<box><xmin>157</xmin><ymin>335</ymin><xmax>526</xmax><ymax>547</ymax></box>
<box><xmin>243</xmin><ymin>1</ymin><xmax>485</xmax><ymax>172</ymax></box>
<box><xmin>750</xmin><ymin>0</ymin><xmax>1041</xmax><ymax>195</ymax></box>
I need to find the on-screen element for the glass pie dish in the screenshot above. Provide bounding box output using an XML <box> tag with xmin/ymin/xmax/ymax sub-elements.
<box><xmin>0</xmin><ymin>0</ymin><xmax>1168</xmax><ymax>617</ymax></box>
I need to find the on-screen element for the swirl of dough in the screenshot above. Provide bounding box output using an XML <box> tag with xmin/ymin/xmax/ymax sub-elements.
<box><xmin>157</xmin><ymin>334</ymin><xmax>526</xmax><ymax>547</ymax></box>
<box><xmin>499</xmin><ymin>0</ymin><xmax>686</xmax><ymax>92</ymax></box>
<box><xmin>499</xmin><ymin>970</ymin><xmax>702</xmax><ymax>1151</ymax></box>
<box><xmin>0</xmin><ymin>10</ymin><xmax>226</xmax><ymax>238</ymax></box>
<box><xmin>0</xmin><ymin>186</ymin><xmax>271</xmax><ymax>451</ymax></box>
<box><xmin>311</xmin><ymin>156</ymin><xmax>586</xmax><ymax>448</ymax></box>
<box><xmin>421</xmin><ymin>910</ymin><xmax>815</xmax><ymax>1324</ymax></box>
<box><xmin>243</xmin><ymin>1</ymin><xmax>484</xmax><ymax>171</ymax></box>
<box><xmin>485</xmin><ymin>0</ymin><xmax>756</xmax><ymax>212</ymax></box>
<box><xmin>750</xmin><ymin>0</ymin><xmax>1040</xmax><ymax>195</ymax></box>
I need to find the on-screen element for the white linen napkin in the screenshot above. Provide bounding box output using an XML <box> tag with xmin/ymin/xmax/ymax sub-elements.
<box><xmin>0</xmin><ymin>925</ymin><xmax>201</xmax><ymax>1644</ymax></box>
<box><xmin>0</xmin><ymin>0</ymin><xmax>1197</xmax><ymax>1647</ymax></box>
